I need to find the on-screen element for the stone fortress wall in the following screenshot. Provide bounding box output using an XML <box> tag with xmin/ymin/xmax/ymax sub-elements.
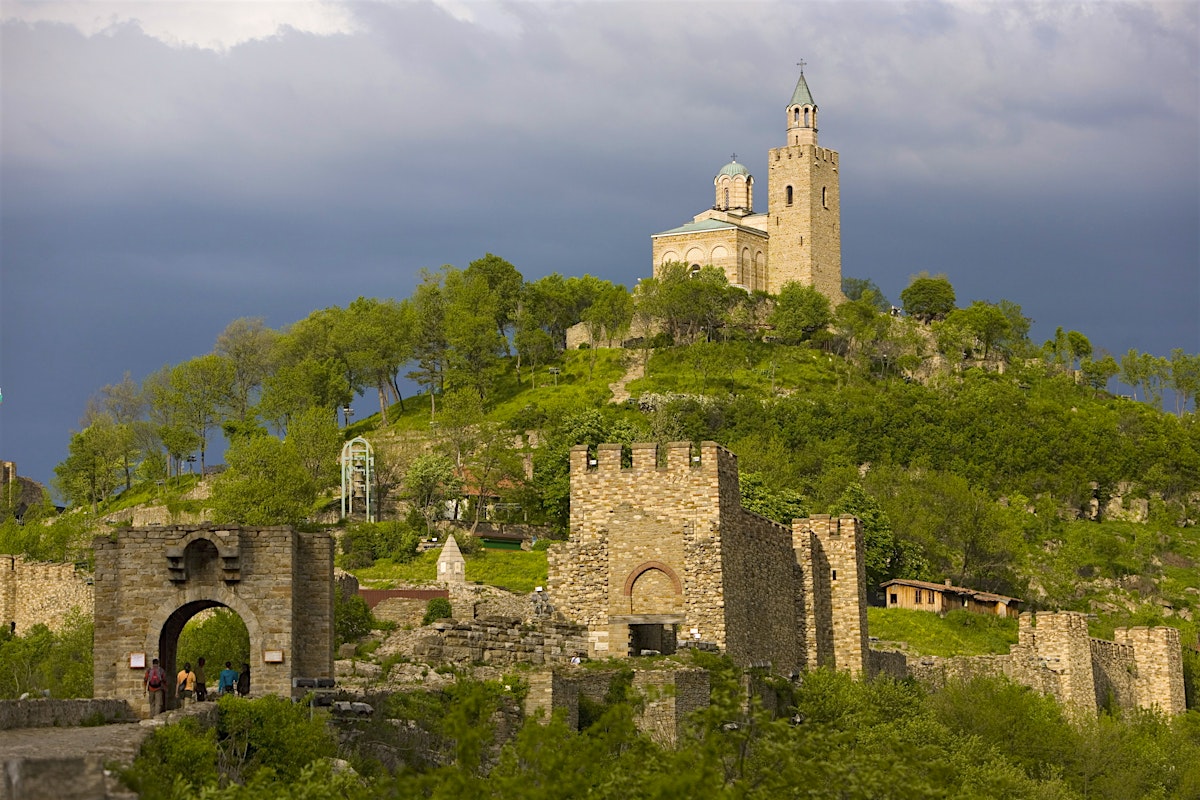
<box><xmin>547</xmin><ymin>441</ymin><xmax>868</xmax><ymax>676</ymax></box>
<box><xmin>0</xmin><ymin>555</ymin><xmax>94</xmax><ymax>634</ymax></box>
<box><xmin>870</xmin><ymin>611</ymin><xmax>1185</xmax><ymax>717</ymax></box>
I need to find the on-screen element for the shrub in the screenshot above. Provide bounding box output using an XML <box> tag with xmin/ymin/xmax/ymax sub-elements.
<box><xmin>335</xmin><ymin>593</ymin><xmax>375</xmax><ymax>646</ymax></box>
<box><xmin>423</xmin><ymin>597</ymin><xmax>453</xmax><ymax>625</ymax></box>
<box><xmin>121</xmin><ymin>717</ymin><xmax>219</xmax><ymax>798</ymax></box>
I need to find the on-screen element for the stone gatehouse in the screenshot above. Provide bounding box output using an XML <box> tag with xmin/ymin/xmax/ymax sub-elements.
<box><xmin>93</xmin><ymin>525</ymin><xmax>334</xmax><ymax>717</ymax></box>
<box><xmin>547</xmin><ymin>441</ymin><xmax>868</xmax><ymax>675</ymax></box>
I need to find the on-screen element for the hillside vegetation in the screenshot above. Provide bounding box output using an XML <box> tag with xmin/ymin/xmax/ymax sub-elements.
<box><xmin>8</xmin><ymin>257</ymin><xmax>1198</xmax><ymax>697</ymax></box>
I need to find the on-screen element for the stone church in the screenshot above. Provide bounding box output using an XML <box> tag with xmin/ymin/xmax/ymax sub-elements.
<box><xmin>650</xmin><ymin>70</ymin><xmax>843</xmax><ymax>303</ymax></box>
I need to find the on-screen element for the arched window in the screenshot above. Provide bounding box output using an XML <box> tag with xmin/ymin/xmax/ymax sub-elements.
<box><xmin>804</xmin><ymin>107</ymin><xmax>810</xmax><ymax>126</ymax></box>
<box><xmin>822</xmin><ymin>186</ymin><xmax>828</xmax><ymax>208</ymax></box>
<box><xmin>786</xmin><ymin>186</ymin><xmax>793</xmax><ymax>206</ymax></box>
<box><xmin>724</xmin><ymin>188</ymin><xmax>729</xmax><ymax>209</ymax></box>
<box><xmin>793</xmin><ymin>108</ymin><xmax>799</xmax><ymax>125</ymax></box>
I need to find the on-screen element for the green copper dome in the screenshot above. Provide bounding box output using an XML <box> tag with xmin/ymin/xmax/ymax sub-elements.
<box><xmin>717</xmin><ymin>159</ymin><xmax>750</xmax><ymax>178</ymax></box>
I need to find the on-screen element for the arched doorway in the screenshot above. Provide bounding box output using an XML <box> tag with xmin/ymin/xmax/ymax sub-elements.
<box><xmin>159</xmin><ymin>601</ymin><xmax>252</xmax><ymax>710</ymax></box>
<box><xmin>94</xmin><ymin>525</ymin><xmax>334</xmax><ymax>718</ymax></box>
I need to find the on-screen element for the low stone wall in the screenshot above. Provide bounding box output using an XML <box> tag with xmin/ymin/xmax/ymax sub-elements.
<box><xmin>412</xmin><ymin>617</ymin><xmax>588</xmax><ymax>666</ymax></box>
<box><xmin>0</xmin><ymin>698</ymin><xmax>136</xmax><ymax>730</ymax></box>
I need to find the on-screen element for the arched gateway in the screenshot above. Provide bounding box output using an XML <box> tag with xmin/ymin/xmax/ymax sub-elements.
<box><xmin>94</xmin><ymin>525</ymin><xmax>334</xmax><ymax>717</ymax></box>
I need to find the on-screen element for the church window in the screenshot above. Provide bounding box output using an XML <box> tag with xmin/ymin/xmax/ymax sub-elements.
<box><xmin>804</xmin><ymin>107</ymin><xmax>810</xmax><ymax>126</ymax></box>
<box><xmin>822</xmin><ymin>187</ymin><xmax>828</xmax><ymax>208</ymax></box>
<box><xmin>786</xmin><ymin>186</ymin><xmax>793</xmax><ymax>206</ymax></box>
<box><xmin>793</xmin><ymin>108</ymin><xmax>799</xmax><ymax>125</ymax></box>
<box><xmin>724</xmin><ymin>188</ymin><xmax>729</xmax><ymax>209</ymax></box>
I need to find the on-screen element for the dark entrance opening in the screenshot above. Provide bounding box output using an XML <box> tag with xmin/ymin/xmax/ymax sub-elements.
<box><xmin>158</xmin><ymin>601</ymin><xmax>249</xmax><ymax>710</ymax></box>
<box><xmin>629</xmin><ymin>624</ymin><xmax>677</xmax><ymax>657</ymax></box>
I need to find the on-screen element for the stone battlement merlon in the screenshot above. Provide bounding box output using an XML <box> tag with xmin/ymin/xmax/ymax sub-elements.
<box><xmin>569</xmin><ymin>441</ymin><xmax>736</xmax><ymax>477</ymax></box>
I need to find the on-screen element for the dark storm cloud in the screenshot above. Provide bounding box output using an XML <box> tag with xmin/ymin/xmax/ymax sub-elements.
<box><xmin>1</xmin><ymin>1</ymin><xmax>1197</xmax><ymax>490</ymax></box>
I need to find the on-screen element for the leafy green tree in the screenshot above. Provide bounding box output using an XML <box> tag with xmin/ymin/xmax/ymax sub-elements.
<box><xmin>946</xmin><ymin>301</ymin><xmax>1011</xmax><ymax>360</ymax></box>
<box><xmin>770</xmin><ymin>282</ymin><xmax>832</xmax><ymax>343</ymax></box>
<box><xmin>156</xmin><ymin>355</ymin><xmax>235</xmax><ymax>473</ymax></box>
<box><xmin>210</xmin><ymin>435</ymin><xmax>316</xmax><ymax>526</ymax></box>
<box><xmin>88</xmin><ymin>371</ymin><xmax>148</xmax><ymax>490</ymax></box>
<box><xmin>334</xmin><ymin>593</ymin><xmax>375</xmax><ymax>645</ymax></box>
<box><xmin>405</xmin><ymin>452</ymin><xmax>460</xmax><ymax>535</ymax></box>
<box><xmin>830</xmin><ymin>482</ymin><xmax>895</xmax><ymax>591</ymax></box>
<box><xmin>444</xmin><ymin>268</ymin><xmax>508</xmax><ymax>401</ymax></box>
<box><xmin>581</xmin><ymin>283</ymin><xmax>633</xmax><ymax>375</ymax></box>
<box><xmin>407</xmin><ymin>270</ymin><xmax>450</xmax><ymax>415</ymax></box>
<box><xmin>54</xmin><ymin>417</ymin><xmax>125</xmax><ymax>511</ymax></box>
<box><xmin>259</xmin><ymin>357</ymin><xmax>351</xmax><ymax>428</ymax></box>
<box><xmin>214</xmin><ymin>317</ymin><xmax>278</xmax><ymax>423</ymax></box>
<box><xmin>285</xmin><ymin>406</ymin><xmax>342</xmax><ymax>488</ymax></box>
<box><xmin>644</xmin><ymin>262</ymin><xmax>734</xmax><ymax>343</ymax></box>
<box><xmin>834</xmin><ymin>293</ymin><xmax>887</xmax><ymax>366</ymax></box>
<box><xmin>1081</xmin><ymin>354</ymin><xmax>1119</xmax><ymax>391</ymax></box>
<box><xmin>739</xmin><ymin>472</ymin><xmax>809</xmax><ymax>524</ymax></box>
<box><xmin>334</xmin><ymin>297</ymin><xmax>414</xmax><ymax>424</ymax></box>
<box><xmin>177</xmin><ymin>609</ymin><xmax>250</xmax><ymax>679</ymax></box>
<box><xmin>1066</xmin><ymin>330</ymin><xmax>1092</xmax><ymax>368</ymax></box>
<box><xmin>900</xmin><ymin>273</ymin><xmax>956</xmax><ymax>322</ymax></box>
<box><xmin>0</xmin><ymin>613</ymin><xmax>92</xmax><ymax>699</ymax></box>
<box><xmin>1169</xmin><ymin>349</ymin><xmax>1200</xmax><ymax>416</ymax></box>
<box><xmin>842</xmin><ymin>277</ymin><xmax>891</xmax><ymax>310</ymax></box>
<box><xmin>513</xmin><ymin>306</ymin><xmax>556</xmax><ymax>387</ymax></box>
<box><xmin>215</xmin><ymin>695</ymin><xmax>338</xmax><ymax>785</ymax></box>
<box><xmin>465</xmin><ymin>253</ymin><xmax>524</xmax><ymax>340</ymax></box>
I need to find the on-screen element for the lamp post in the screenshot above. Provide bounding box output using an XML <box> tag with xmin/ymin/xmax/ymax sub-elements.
<box><xmin>342</xmin><ymin>404</ymin><xmax>354</xmax><ymax>428</ymax></box>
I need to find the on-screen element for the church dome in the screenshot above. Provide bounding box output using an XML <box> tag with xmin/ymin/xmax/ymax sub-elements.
<box><xmin>717</xmin><ymin>159</ymin><xmax>750</xmax><ymax>178</ymax></box>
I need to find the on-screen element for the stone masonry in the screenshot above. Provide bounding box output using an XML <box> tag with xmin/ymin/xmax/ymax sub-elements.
<box><xmin>0</xmin><ymin>555</ymin><xmax>93</xmax><ymax>634</ymax></box>
<box><xmin>870</xmin><ymin>611</ymin><xmax>1186</xmax><ymax>717</ymax></box>
<box><xmin>93</xmin><ymin>525</ymin><xmax>334</xmax><ymax>718</ymax></box>
<box><xmin>547</xmin><ymin>441</ymin><xmax>868</xmax><ymax>676</ymax></box>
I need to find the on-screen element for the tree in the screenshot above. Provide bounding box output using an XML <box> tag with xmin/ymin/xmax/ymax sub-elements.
<box><xmin>407</xmin><ymin>270</ymin><xmax>449</xmax><ymax>416</ymax></box>
<box><xmin>1169</xmin><ymin>349</ymin><xmax>1200</xmax><ymax>416</ymax></box>
<box><xmin>900</xmin><ymin>273</ymin><xmax>956</xmax><ymax>322</ymax></box>
<box><xmin>260</xmin><ymin>357</ymin><xmax>352</xmax><ymax>429</ymax></box>
<box><xmin>1080</xmin><ymin>354</ymin><xmax>1119</xmax><ymax>391</ymax></box>
<box><xmin>285</xmin><ymin>406</ymin><xmax>342</xmax><ymax>488</ymax></box>
<box><xmin>54</xmin><ymin>417</ymin><xmax>126</xmax><ymax>512</ymax></box>
<box><xmin>443</xmin><ymin>268</ymin><xmax>507</xmax><ymax>401</ymax></box>
<box><xmin>214</xmin><ymin>318</ymin><xmax>278</xmax><ymax>423</ymax></box>
<box><xmin>161</xmin><ymin>355</ymin><xmax>235</xmax><ymax>473</ymax></box>
<box><xmin>580</xmin><ymin>283</ymin><xmax>633</xmax><ymax>375</ymax></box>
<box><xmin>829</xmin><ymin>483</ymin><xmax>894</xmax><ymax>591</ymax></box>
<box><xmin>405</xmin><ymin>453</ymin><xmax>460</xmax><ymax>535</ymax></box>
<box><xmin>842</xmin><ymin>277</ymin><xmax>891</xmax><ymax>311</ymax></box>
<box><xmin>946</xmin><ymin>301</ymin><xmax>1011</xmax><ymax>360</ymax></box>
<box><xmin>739</xmin><ymin>472</ymin><xmax>809</xmax><ymax>524</ymax></box>
<box><xmin>210</xmin><ymin>434</ymin><xmax>316</xmax><ymax>526</ymax></box>
<box><xmin>335</xmin><ymin>297</ymin><xmax>414</xmax><ymax>424</ymax></box>
<box><xmin>513</xmin><ymin>306</ymin><xmax>556</xmax><ymax>387</ymax></box>
<box><xmin>1066</xmin><ymin>330</ymin><xmax>1092</xmax><ymax>368</ymax></box>
<box><xmin>769</xmin><ymin>282</ymin><xmax>832</xmax><ymax>343</ymax></box>
<box><xmin>465</xmin><ymin>253</ymin><xmax>524</xmax><ymax>341</ymax></box>
<box><xmin>649</xmin><ymin>262</ymin><xmax>734</xmax><ymax>343</ymax></box>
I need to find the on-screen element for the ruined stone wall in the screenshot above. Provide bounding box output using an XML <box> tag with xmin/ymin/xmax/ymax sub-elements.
<box><xmin>0</xmin><ymin>555</ymin><xmax>93</xmax><ymax>634</ymax></box>
<box><xmin>1114</xmin><ymin>626</ymin><xmax>1186</xmax><ymax>715</ymax></box>
<box><xmin>0</xmin><ymin>698</ymin><xmax>134</xmax><ymax>730</ymax></box>
<box><xmin>869</xmin><ymin>612</ymin><xmax>1187</xmax><ymax>717</ymax></box>
<box><xmin>412</xmin><ymin>617</ymin><xmax>588</xmax><ymax>667</ymax></box>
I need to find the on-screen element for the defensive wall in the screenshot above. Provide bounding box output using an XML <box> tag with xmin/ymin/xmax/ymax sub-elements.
<box><xmin>408</xmin><ymin>616</ymin><xmax>588</xmax><ymax>667</ymax></box>
<box><xmin>0</xmin><ymin>555</ymin><xmax>94</xmax><ymax>634</ymax></box>
<box><xmin>869</xmin><ymin>611</ymin><xmax>1185</xmax><ymax>717</ymax></box>
<box><xmin>547</xmin><ymin>441</ymin><xmax>867</xmax><ymax>676</ymax></box>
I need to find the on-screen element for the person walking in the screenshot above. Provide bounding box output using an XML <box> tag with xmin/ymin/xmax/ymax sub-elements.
<box><xmin>144</xmin><ymin>658</ymin><xmax>167</xmax><ymax>717</ymax></box>
<box><xmin>194</xmin><ymin>657</ymin><xmax>208</xmax><ymax>702</ymax></box>
<box><xmin>217</xmin><ymin>661</ymin><xmax>239</xmax><ymax>695</ymax></box>
<box><xmin>176</xmin><ymin>662</ymin><xmax>196</xmax><ymax>709</ymax></box>
<box><xmin>237</xmin><ymin>662</ymin><xmax>250</xmax><ymax>697</ymax></box>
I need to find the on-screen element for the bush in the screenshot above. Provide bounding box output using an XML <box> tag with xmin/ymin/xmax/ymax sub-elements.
<box><xmin>216</xmin><ymin>695</ymin><xmax>337</xmax><ymax>785</ymax></box>
<box><xmin>122</xmin><ymin>717</ymin><xmax>219</xmax><ymax>798</ymax></box>
<box><xmin>335</xmin><ymin>593</ymin><xmax>375</xmax><ymax>646</ymax></box>
<box><xmin>423</xmin><ymin>597</ymin><xmax>453</xmax><ymax>625</ymax></box>
<box><xmin>342</xmin><ymin>520</ymin><xmax>422</xmax><ymax>568</ymax></box>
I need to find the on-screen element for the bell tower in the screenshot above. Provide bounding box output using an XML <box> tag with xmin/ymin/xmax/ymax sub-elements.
<box><xmin>767</xmin><ymin>68</ymin><xmax>842</xmax><ymax>301</ymax></box>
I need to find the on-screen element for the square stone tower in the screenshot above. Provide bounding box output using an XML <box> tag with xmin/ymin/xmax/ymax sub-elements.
<box><xmin>547</xmin><ymin>441</ymin><xmax>867</xmax><ymax>676</ymax></box>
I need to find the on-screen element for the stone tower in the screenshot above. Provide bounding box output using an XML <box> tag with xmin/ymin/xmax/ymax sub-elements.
<box><xmin>766</xmin><ymin>71</ymin><xmax>842</xmax><ymax>299</ymax></box>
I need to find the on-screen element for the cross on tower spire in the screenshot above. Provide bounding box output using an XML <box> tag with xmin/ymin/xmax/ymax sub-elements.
<box><xmin>797</xmin><ymin>59</ymin><xmax>806</xmax><ymax>74</ymax></box>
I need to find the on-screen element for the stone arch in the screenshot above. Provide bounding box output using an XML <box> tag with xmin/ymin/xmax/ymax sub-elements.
<box><xmin>684</xmin><ymin>246</ymin><xmax>705</xmax><ymax>266</ymax></box>
<box><xmin>660</xmin><ymin>250</ymin><xmax>679</xmax><ymax>266</ymax></box>
<box><xmin>623</xmin><ymin>561</ymin><xmax>683</xmax><ymax>596</ymax></box>
<box><xmin>710</xmin><ymin>245</ymin><xmax>728</xmax><ymax>261</ymax></box>
<box><xmin>93</xmin><ymin>525</ymin><xmax>334</xmax><ymax>718</ymax></box>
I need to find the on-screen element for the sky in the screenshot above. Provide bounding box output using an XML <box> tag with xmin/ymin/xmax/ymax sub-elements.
<box><xmin>1</xmin><ymin>0</ymin><xmax>1197</xmax><ymax>492</ymax></box>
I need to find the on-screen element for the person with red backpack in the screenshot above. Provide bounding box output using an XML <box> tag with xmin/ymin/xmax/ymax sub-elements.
<box><xmin>144</xmin><ymin>657</ymin><xmax>166</xmax><ymax>717</ymax></box>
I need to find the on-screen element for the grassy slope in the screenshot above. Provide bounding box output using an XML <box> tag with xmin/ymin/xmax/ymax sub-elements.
<box><xmin>867</xmin><ymin>607</ymin><xmax>1018</xmax><ymax>656</ymax></box>
<box><xmin>350</xmin><ymin>549</ymin><xmax>548</xmax><ymax>595</ymax></box>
